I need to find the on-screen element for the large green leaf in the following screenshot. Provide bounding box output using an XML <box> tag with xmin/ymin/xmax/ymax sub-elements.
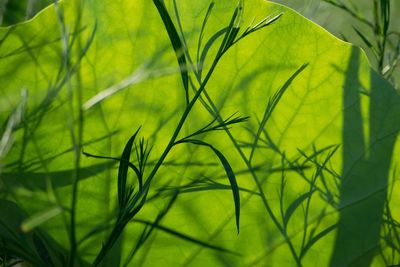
<box><xmin>1</xmin><ymin>0</ymin><xmax>399</xmax><ymax>266</ymax></box>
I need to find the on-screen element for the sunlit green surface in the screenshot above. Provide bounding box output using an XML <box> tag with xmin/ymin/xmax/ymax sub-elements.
<box><xmin>0</xmin><ymin>1</ymin><xmax>399</xmax><ymax>266</ymax></box>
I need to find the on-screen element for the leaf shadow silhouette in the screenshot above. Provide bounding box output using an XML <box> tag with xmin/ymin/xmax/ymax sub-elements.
<box><xmin>331</xmin><ymin>47</ymin><xmax>400</xmax><ymax>267</ymax></box>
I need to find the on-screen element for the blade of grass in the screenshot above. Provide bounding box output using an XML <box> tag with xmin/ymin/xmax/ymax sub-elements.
<box><xmin>196</xmin><ymin>2</ymin><xmax>215</xmax><ymax>68</ymax></box>
<box><xmin>218</xmin><ymin>0</ymin><xmax>243</xmax><ymax>56</ymax></box>
<box><xmin>353</xmin><ymin>26</ymin><xmax>379</xmax><ymax>57</ymax></box>
<box><xmin>82</xmin><ymin>65</ymin><xmax>148</xmax><ymax>110</ymax></box>
<box><xmin>249</xmin><ymin>64</ymin><xmax>308</xmax><ymax>163</ymax></box>
<box><xmin>132</xmin><ymin>218</ymin><xmax>238</xmax><ymax>254</ymax></box>
<box><xmin>21</xmin><ymin>206</ymin><xmax>63</xmax><ymax>232</ymax></box>
<box><xmin>118</xmin><ymin>127</ymin><xmax>141</xmax><ymax>208</ymax></box>
<box><xmin>223</xmin><ymin>0</ymin><xmax>243</xmax><ymax>51</ymax></box>
<box><xmin>240</xmin><ymin>13</ymin><xmax>283</xmax><ymax>40</ymax></box>
<box><xmin>159</xmin><ymin>178</ymin><xmax>260</xmax><ymax>196</ymax></box>
<box><xmin>283</xmin><ymin>190</ymin><xmax>316</xmax><ymax>228</ymax></box>
<box><xmin>174</xmin><ymin>139</ymin><xmax>240</xmax><ymax>233</ymax></box>
<box><xmin>300</xmin><ymin>224</ymin><xmax>337</xmax><ymax>259</ymax></box>
<box><xmin>82</xmin><ymin>151</ymin><xmax>142</xmax><ymax>191</ymax></box>
<box><xmin>153</xmin><ymin>0</ymin><xmax>189</xmax><ymax>105</ymax></box>
<box><xmin>172</xmin><ymin>0</ymin><xmax>196</xmax><ymax>70</ymax></box>
<box><xmin>198</xmin><ymin>28</ymin><xmax>227</xmax><ymax>80</ymax></box>
<box><xmin>0</xmin><ymin>89</ymin><xmax>27</xmax><ymax>163</ymax></box>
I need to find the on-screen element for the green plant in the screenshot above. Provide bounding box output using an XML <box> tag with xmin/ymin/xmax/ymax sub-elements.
<box><xmin>1</xmin><ymin>0</ymin><xmax>400</xmax><ymax>266</ymax></box>
<box><xmin>82</xmin><ymin>1</ymin><xmax>291</xmax><ymax>264</ymax></box>
<box><xmin>273</xmin><ymin>0</ymin><xmax>400</xmax><ymax>88</ymax></box>
<box><xmin>0</xmin><ymin>0</ymin><xmax>53</xmax><ymax>26</ymax></box>
<box><xmin>323</xmin><ymin>0</ymin><xmax>399</xmax><ymax>86</ymax></box>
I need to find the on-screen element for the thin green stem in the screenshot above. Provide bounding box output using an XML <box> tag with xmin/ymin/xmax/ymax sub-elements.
<box><xmin>91</xmin><ymin>37</ymin><xmax>223</xmax><ymax>267</ymax></box>
<box><xmin>190</xmin><ymin>62</ymin><xmax>305</xmax><ymax>265</ymax></box>
<box><xmin>195</xmin><ymin>91</ymin><xmax>303</xmax><ymax>266</ymax></box>
<box><xmin>91</xmin><ymin>2</ymin><xmax>282</xmax><ymax>264</ymax></box>
<box><xmin>142</xmin><ymin>54</ymin><xmax>220</xmax><ymax>193</ymax></box>
<box><xmin>322</xmin><ymin>0</ymin><xmax>374</xmax><ymax>29</ymax></box>
<box><xmin>92</xmin><ymin>217</ymin><xmax>129</xmax><ymax>267</ymax></box>
<box><xmin>68</xmin><ymin>1</ymin><xmax>84</xmax><ymax>265</ymax></box>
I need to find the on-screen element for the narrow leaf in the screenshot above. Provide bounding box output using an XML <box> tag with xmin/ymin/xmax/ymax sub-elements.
<box><xmin>198</xmin><ymin>28</ymin><xmax>227</xmax><ymax>79</ymax></box>
<box><xmin>219</xmin><ymin>0</ymin><xmax>244</xmax><ymax>55</ymax></box>
<box><xmin>301</xmin><ymin>224</ymin><xmax>337</xmax><ymax>258</ymax></box>
<box><xmin>83</xmin><ymin>65</ymin><xmax>150</xmax><ymax>110</ymax></box>
<box><xmin>283</xmin><ymin>189</ymin><xmax>316</xmax><ymax>226</ymax></box>
<box><xmin>197</xmin><ymin>2</ymin><xmax>215</xmax><ymax>66</ymax></box>
<box><xmin>21</xmin><ymin>206</ymin><xmax>63</xmax><ymax>232</ymax></box>
<box><xmin>153</xmin><ymin>0</ymin><xmax>189</xmax><ymax>104</ymax></box>
<box><xmin>225</xmin><ymin>0</ymin><xmax>244</xmax><ymax>47</ymax></box>
<box><xmin>132</xmin><ymin>219</ymin><xmax>238</xmax><ymax>254</ymax></box>
<box><xmin>249</xmin><ymin>64</ymin><xmax>308</xmax><ymax>162</ymax></box>
<box><xmin>118</xmin><ymin>127</ymin><xmax>141</xmax><ymax>207</ymax></box>
<box><xmin>253</xmin><ymin>13</ymin><xmax>283</xmax><ymax>31</ymax></box>
<box><xmin>352</xmin><ymin>26</ymin><xmax>379</xmax><ymax>57</ymax></box>
<box><xmin>175</xmin><ymin>139</ymin><xmax>240</xmax><ymax>233</ymax></box>
<box><xmin>82</xmin><ymin>151</ymin><xmax>142</xmax><ymax>188</ymax></box>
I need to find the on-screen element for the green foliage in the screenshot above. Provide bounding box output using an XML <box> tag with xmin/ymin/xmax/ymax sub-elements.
<box><xmin>322</xmin><ymin>0</ymin><xmax>399</xmax><ymax>86</ymax></box>
<box><xmin>0</xmin><ymin>0</ymin><xmax>53</xmax><ymax>26</ymax></box>
<box><xmin>273</xmin><ymin>0</ymin><xmax>400</xmax><ymax>88</ymax></box>
<box><xmin>1</xmin><ymin>0</ymin><xmax>400</xmax><ymax>266</ymax></box>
